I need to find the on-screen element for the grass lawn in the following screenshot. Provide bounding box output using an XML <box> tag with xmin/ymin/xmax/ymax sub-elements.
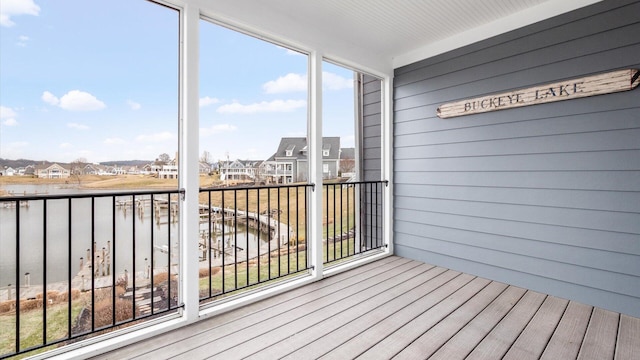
<box><xmin>199</xmin><ymin>236</ymin><xmax>366</xmax><ymax>298</ymax></box>
<box><xmin>0</xmin><ymin>299</ymin><xmax>85</xmax><ymax>359</ymax></box>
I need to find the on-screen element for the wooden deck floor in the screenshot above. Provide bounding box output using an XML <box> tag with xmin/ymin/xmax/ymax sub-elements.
<box><xmin>93</xmin><ymin>256</ymin><xmax>640</xmax><ymax>359</ymax></box>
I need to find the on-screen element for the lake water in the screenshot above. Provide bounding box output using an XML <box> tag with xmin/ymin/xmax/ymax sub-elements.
<box><xmin>0</xmin><ymin>184</ymin><xmax>267</xmax><ymax>289</ymax></box>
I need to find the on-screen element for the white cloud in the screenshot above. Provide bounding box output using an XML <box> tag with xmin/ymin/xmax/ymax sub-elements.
<box><xmin>42</xmin><ymin>90</ymin><xmax>105</xmax><ymax>111</ymax></box>
<box><xmin>3</xmin><ymin>118</ymin><xmax>18</xmax><ymax>126</ymax></box>
<box><xmin>67</xmin><ymin>122</ymin><xmax>89</xmax><ymax>130</ymax></box>
<box><xmin>1</xmin><ymin>106</ymin><xmax>18</xmax><ymax>126</ymax></box>
<box><xmin>217</xmin><ymin>99</ymin><xmax>306</xmax><ymax>114</ymax></box>
<box><xmin>104</xmin><ymin>137</ymin><xmax>125</xmax><ymax>145</ymax></box>
<box><xmin>0</xmin><ymin>0</ymin><xmax>40</xmax><ymax>27</ymax></box>
<box><xmin>42</xmin><ymin>91</ymin><xmax>59</xmax><ymax>106</ymax></box>
<box><xmin>263</xmin><ymin>73</ymin><xmax>307</xmax><ymax>94</ymax></box>
<box><xmin>16</xmin><ymin>34</ymin><xmax>29</xmax><ymax>47</ymax></box>
<box><xmin>136</xmin><ymin>131</ymin><xmax>175</xmax><ymax>143</ymax></box>
<box><xmin>0</xmin><ymin>105</ymin><xmax>17</xmax><ymax>118</ymax></box>
<box><xmin>59</xmin><ymin>90</ymin><xmax>106</xmax><ymax>111</ymax></box>
<box><xmin>200</xmin><ymin>124</ymin><xmax>237</xmax><ymax>137</ymax></box>
<box><xmin>323</xmin><ymin>71</ymin><xmax>353</xmax><ymax>90</ymax></box>
<box><xmin>199</xmin><ymin>96</ymin><xmax>220</xmax><ymax>107</ymax></box>
<box><xmin>127</xmin><ymin>100</ymin><xmax>141</xmax><ymax>110</ymax></box>
<box><xmin>1</xmin><ymin>141</ymin><xmax>29</xmax><ymax>158</ymax></box>
<box><xmin>262</xmin><ymin>72</ymin><xmax>352</xmax><ymax>94</ymax></box>
<box><xmin>59</xmin><ymin>142</ymin><xmax>72</xmax><ymax>149</ymax></box>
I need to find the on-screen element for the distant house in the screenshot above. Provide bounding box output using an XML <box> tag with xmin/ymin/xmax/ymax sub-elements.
<box><xmin>220</xmin><ymin>159</ymin><xmax>262</xmax><ymax>181</ymax></box>
<box><xmin>199</xmin><ymin>161</ymin><xmax>212</xmax><ymax>175</ymax></box>
<box><xmin>0</xmin><ymin>167</ymin><xmax>16</xmax><ymax>176</ymax></box>
<box><xmin>158</xmin><ymin>155</ymin><xmax>179</xmax><ymax>179</ymax></box>
<box><xmin>262</xmin><ymin>137</ymin><xmax>340</xmax><ymax>184</ymax></box>
<box><xmin>124</xmin><ymin>166</ymin><xmax>141</xmax><ymax>175</ymax></box>
<box><xmin>23</xmin><ymin>165</ymin><xmax>35</xmax><ymax>176</ymax></box>
<box><xmin>158</xmin><ymin>165</ymin><xmax>177</xmax><ymax>179</ymax></box>
<box><xmin>82</xmin><ymin>164</ymin><xmax>98</xmax><ymax>175</ymax></box>
<box><xmin>35</xmin><ymin>163</ymin><xmax>71</xmax><ymax>179</ymax></box>
<box><xmin>146</xmin><ymin>161</ymin><xmax>165</xmax><ymax>177</ymax></box>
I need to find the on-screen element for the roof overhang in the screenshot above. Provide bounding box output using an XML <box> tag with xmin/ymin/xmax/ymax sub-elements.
<box><xmin>193</xmin><ymin>0</ymin><xmax>603</xmax><ymax>75</ymax></box>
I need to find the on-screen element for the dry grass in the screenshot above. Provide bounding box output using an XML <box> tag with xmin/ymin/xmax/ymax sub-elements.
<box><xmin>0</xmin><ymin>174</ymin><xmax>220</xmax><ymax>191</ymax></box>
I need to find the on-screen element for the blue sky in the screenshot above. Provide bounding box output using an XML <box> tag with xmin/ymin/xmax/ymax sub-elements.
<box><xmin>0</xmin><ymin>0</ymin><xmax>355</xmax><ymax>164</ymax></box>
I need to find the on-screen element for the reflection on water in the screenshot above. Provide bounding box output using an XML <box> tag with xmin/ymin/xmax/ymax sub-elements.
<box><xmin>0</xmin><ymin>184</ymin><xmax>177</xmax><ymax>288</ymax></box>
<box><xmin>0</xmin><ymin>184</ymin><xmax>269</xmax><ymax>289</ymax></box>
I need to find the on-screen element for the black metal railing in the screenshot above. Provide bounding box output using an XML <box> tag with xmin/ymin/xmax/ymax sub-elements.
<box><xmin>323</xmin><ymin>180</ymin><xmax>388</xmax><ymax>265</ymax></box>
<box><xmin>0</xmin><ymin>189</ymin><xmax>183</xmax><ymax>359</ymax></box>
<box><xmin>0</xmin><ymin>180</ymin><xmax>387</xmax><ymax>357</ymax></box>
<box><xmin>198</xmin><ymin>184</ymin><xmax>313</xmax><ymax>302</ymax></box>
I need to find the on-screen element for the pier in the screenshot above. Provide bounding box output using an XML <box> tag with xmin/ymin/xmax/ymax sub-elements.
<box><xmin>197</xmin><ymin>206</ymin><xmax>296</xmax><ymax>265</ymax></box>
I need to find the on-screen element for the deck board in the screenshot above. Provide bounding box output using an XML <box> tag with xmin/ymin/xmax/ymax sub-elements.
<box><xmin>92</xmin><ymin>256</ymin><xmax>639</xmax><ymax>360</ymax></box>
<box><xmin>578</xmin><ymin>308</ymin><xmax>620</xmax><ymax>360</ymax></box>
<box><xmin>427</xmin><ymin>286</ymin><xmax>527</xmax><ymax>360</ymax></box>
<box><xmin>615</xmin><ymin>314</ymin><xmax>640</xmax><ymax>360</ymax></box>
<box><xmin>246</xmin><ymin>266</ymin><xmax>449</xmax><ymax>359</ymax></box>
<box><xmin>392</xmin><ymin>281</ymin><xmax>509</xmax><ymax>359</ymax></box>
<box><xmin>160</xmin><ymin>258</ymin><xmax>418</xmax><ymax>359</ymax></box>
<box><xmin>540</xmin><ymin>301</ymin><xmax>592</xmax><ymax>360</ymax></box>
<box><xmin>350</xmin><ymin>277</ymin><xmax>492</xmax><ymax>359</ymax></box>
<box><xmin>503</xmin><ymin>296</ymin><xmax>569</xmax><ymax>359</ymax></box>
<box><xmin>206</xmin><ymin>262</ymin><xmax>433</xmax><ymax>359</ymax></box>
<box><xmin>316</xmin><ymin>273</ymin><xmax>477</xmax><ymax>359</ymax></box>
<box><xmin>279</xmin><ymin>269</ymin><xmax>462</xmax><ymax>360</ymax></box>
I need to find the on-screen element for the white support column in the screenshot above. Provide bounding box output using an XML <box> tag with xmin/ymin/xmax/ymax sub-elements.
<box><xmin>181</xmin><ymin>3</ymin><xmax>200</xmax><ymax>323</ymax></box>
<box><xmin>309</xmin><ymin>52</ymin><xmax>323</xmax><ymax>279</ymax></box>
<box><xmin>381</xmin><ymin>75</ymin><xmax>394</xmax><ymax>255</ymax></box>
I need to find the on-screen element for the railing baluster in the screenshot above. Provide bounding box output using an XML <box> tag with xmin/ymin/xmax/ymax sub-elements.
<box><xmin>287</xmin><ymin>187</ymin><xmax>290</xmax><ymax>274</ymax></box>
<box><xmin>208</xmin><ymin>191</ymin><xmax>212</xmax><ymax>299</ymax></box>
<box><xmin>257</xmin><ymin>189</ymin><xmax>260</xmax><ymax>283</ymax></box>
<box><xmin>246</xmin><ymin>189</ymin><xmax>249</xmax><ymax>286</ymax></box>
<box><xmin>221</xmin><ymin>190</ymin><xmax>225</xmax><ymax>294</ymax></box>
<box><xmin>277</xmin><ymin>187</ymin><xmax>281</xmax><ymax>277</ymax></box>
<box><xmin>375</xmin><ymin>182</ymin><xmax>379</xmax><ymax>249</ymax></box>
<box><xmin>267</xmin><ymin>188</ymin><xmax>271</xmax><ymax>279</ymax></box>
<box><xmin>305</xmin><ymin>186</ymin><xmax>309</xmax><ymax>269</ymax></box>
<box><xmin>234</xmin><ymin>190</ymin><xmax>238</xmax><ymax>290</ymax></box>
<box><xmin>112</xmin><ymin>196</ymin><xmax>116</xmax><ymax>325</ymax></box>
<box><xmin>43</xmin><ymin>199</ymin><xmax>47</xmax><ymax>345</ymax></box>
<box><xmin>346</xmin><ymin>184</ymin><xmax>350</xmax><ymax>257</ymax></box>
<box><xmin>325</xmin><ymin>184</ymin><xmax>329</xmax><ymax>262</ymax></box>
<box><xmin>295</xmin><ymin>186</ymin><xmax>300</xmax><ymax>272</ymax></box>
<box><xmin>15</xmin><ymin>200</ymin><xmax>20</xmax><ymax>354</ymax></box>
<box><xmin>91</xmin><ymin>197</ymin><xmax>96</xmax><ymax>332</ymax></box>
<box><xmin>150</xmin><ymin>194</ymin><xmax>155</xmax><ymax>315</ymax></box>
<box><xmin>68</xmin><ymin>198</ymin><xmax>72</xmax><ymax>339</ymax></box>
<box><xmin>131</xmin><ymin>195</ymin><xmax>136</xmax><ymax>321</ymax></box>
<box><xmin>167</xmin><ymin>194</ymin><xmax>172</xmax><ymax>310</ymax></box>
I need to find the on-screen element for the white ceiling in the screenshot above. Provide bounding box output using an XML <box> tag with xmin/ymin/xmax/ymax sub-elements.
<box><xmin>196</xmin><ymin>0</ymin><xmax>602</xmax><ymax>74</ymax></box>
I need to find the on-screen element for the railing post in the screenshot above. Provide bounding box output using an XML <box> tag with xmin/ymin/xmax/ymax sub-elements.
<box><xmin>181</xmin><ymin>2</ymin><xmax>200</xmax><ymax>323</ymax></box>
<box><xmin>309</xmin><ymin>51</ymin><xmax>323</xmax><ymax>279</ymax></box>
<box><xmin>382</xmin><ymin>76</ymin><xmax>393</xmax><ymax>255</ymax></box>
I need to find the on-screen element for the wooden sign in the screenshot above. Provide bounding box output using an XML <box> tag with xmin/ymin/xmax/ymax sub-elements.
<box><xmin>437</xmin><ymin>68</ymin><xmax>639</xmax><ymax>119</ymax></box>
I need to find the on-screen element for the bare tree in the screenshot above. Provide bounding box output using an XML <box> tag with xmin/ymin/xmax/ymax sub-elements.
<box><xmin>339</xmin><ymin>158</ymin><xmax>356</xmax><ymax>175</ymax></box>
<box><xmin>70</xmin><ymin>158</ymin><xmax>88</xmax><ymax>185</ymax></box>
<box><xmin>200</xmin><ymin>150</ymin><xmax>212</xmax><ymax>164</ymax></box>
<box><xmin>158</xmin><ymin>153</ymin><xmax>171</xmax><ymax>164</ymax></box>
